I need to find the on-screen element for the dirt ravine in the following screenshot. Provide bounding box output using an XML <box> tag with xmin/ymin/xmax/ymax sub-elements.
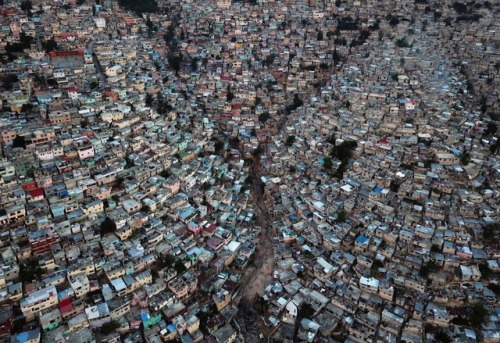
<box><xmin>235</xmin><ymin>157</ymin><xmax>277</xmax><ymax>340</ymax></box>
<box><xmin>238</xmin><ymin>160</ymin><xmax>276</xmax><ymax>297</ymax></box>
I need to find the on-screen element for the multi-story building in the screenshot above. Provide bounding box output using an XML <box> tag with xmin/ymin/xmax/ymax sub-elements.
<box><xmin>20</xmin><ymin>286</ymin><xmax>58</xmax><ymax>318</ymax></box>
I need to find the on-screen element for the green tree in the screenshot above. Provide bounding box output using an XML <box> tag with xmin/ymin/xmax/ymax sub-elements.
<box><xmin>372</xmin><ymin>259</ymin><xmax>384</xmax><ymax>270</ymax></box>
<box><xmin>435</xmin><ymin>330</ymin><xmax>451</xmax><ymax>343</ymax></box>
<box><xmin>145</xmin><ymin>93</ymin><xmax>153</xmax><ymax>107</ymax></box>
<box><xmin>100</xmin><ymin>217</ymin><xmax>117</xmax><ymax>236</ymax></box>
<box><xmin>484</xmin><ymin>122</ymin><xmax>497</xmax><ymax>136</ymax></box>
<box><xmin>264</xmin><ymin>53</ymin><xmax>277</xmax><ymax>66</ymax></box>
<box><xmin>253</xmin><ymin>146</ymin><xmax>263</xmax><ymax>157</ymax></box>
<box><xmin>286</xmin><ymin>135</ymin><xmax>296</xmax><ymax>146</ymax></box>
<box><xmin>334</xmin><ymin>160</ymin><xmax>348</xmax><ymax>179</ymax></box>
<box><xmin>167</xmin><ymin>53</ymin><xmax>182</xmax><ymax>74</ymax></box>
<box><xmin>13</xmin><ymin>135</ymin><xmax>26</xmax><ymax>149</ymax></box>
<box><xmin>19</xmin><ymin>259</ymin><xmax>43</xmax><ymax>283</ymax></box>
<box><xmin>431</xmin><ymin>244</ymin><xmax>441</xmax><ymax>252</ymax></box>
<box><xmin>100</xmin><ymin>320</ymin><xmax>120</xmax><ymax>335</ymax></box>
<box><xmin>1</xmin><ymin>74</ymin><xmax>18</xmax><ymax>90</ymax></box>
<box><xmin>460</xmin><ymin>152</ymin><xmax>471</xmax><ymax>166</ymax></box>
<box><xmin>389</xmin><ymin>180</ymin><xmax>400</xmax><ymax>193</ymax></box>
<box><xmin>257</xmin><ymin>296</ymin><xmax>269</xmax><ymax>315</ymax></box>
<box><xmin>483</xmin><ymin>223</ymin><xmax>499</xmax><ymax>240</ymax></box>
<box><xmin>174</xmin><ymin>260</ymin><xmax>187</xmax><ymax>274</ymax></box>
<box><xmin>470</xmin><ymin>303</ymin><xmax>489</xmax><ymax>327</ymax></box>
<box><xmin>258</xmin><ymin>112</ymin><xmax>270</xmax><ymax>122</ymax></box>
<box><xmin>165</xmin><ymin>254</ymin><xmax>176</xmax><ymax>267</ymax></box>
<box><xmin>226</xmin><ymin>85</ymin><xmax>234</xmax><ymax>102</ymax></box>
<box><xmin>323</xmin><ymin>157</ymin><xmax>333</xmax><ymax>169</ymax></box>
<box><xmin>419</xmin><ymin>260</ymin><xmax>439</xmax><ymax>277</ymax></box>
<box><xmin>298</xmin><ymin>303</ymin><xmax>315</xmax><ymax>318</ymax></box>
<box><xmin>396</xmin><ymin>37</ymin><xmax>410</xmax><ymax>48</ymax></box>
<box><xmin>229</xmin><ymin>136</ymin><xmax>240</xmax><ymax>148</ymax></box>
<box><xmin>327</xmin><ymin>133</ymin><xmax>336</xmax><ymax>145</ymax></box>
<box><xmin>19</xmin><ymin>31</ymin><xmax>33</xmax><ymax>45</ymax></box>
<box><xmin>146</xmin><ymin>17</ymin><xmax>154</xmax><ymax>31</ymax></box>
<box><xmin>336</xmin><ymin>210</ymin><xmax>347</xmax><ymax>223</ymax></box>
<box><xmin>20</xmin><ymin>103</ymin><xmax>33</xmax><ymax>113</ymax></box>
<box><xmin>452</xmin><ymin>2</ymin><xmax>468</xmax><ymax>14</ymax></box>
<box><xmin>488</xmin><ymin>283</ymin><xmax>500</xmax><ymax>295</ymax></box>
<box><xmin>331</xmin><ymin>140</ymin><xmax>357</xmax><ymax>161</ymax></box>
<box><xmin>20</xmin><ymin>0</ymin><xmax>33</xmax><ymax>15</ymax></box>
<box><xmin>41</xmin><ymin>38</ymin><xmax>57</xmax><ymax>52</ymax></box>
<box><xmin>163</xmin><ymin>25</ymin><xmax>176</xmax><ymax>45</ymax></box>
<box><xmin>478</xmin><ymin>263</ymin><xmax>492</xmax><ymax>279</ymax></box>
<box><xmin>118</xmin><ymin>0</ymin><xmax>158</xmax><ymax>15</ymax></box>
<box><xmin>214</xmin><ymin>140</ymin><xmax>224</xmax><ymax>152</ymax></box>
<box><xmin>191</xmin><ymin>57</ymin><xmax>200</xmax><ymax>71</ymax></box>
<box><xmin>389</xmin><ymin>17</ymin><xmax>400</xmax><ymax>27</ymax></box>
<box><xmin>359</xmin><ymin>29</ymin><xmax>371</xmax><ymax>42</ymax></box>
<box><xmin>285</xmin><ymin>94</ymin><xmax>303</xmax><ymax>114</ymax></box>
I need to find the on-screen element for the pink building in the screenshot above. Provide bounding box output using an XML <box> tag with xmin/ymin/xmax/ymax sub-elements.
<box><xmin>207</xmin><ymin>237</ymin><xmax>224</xmax><ymax>252</ymax></box>
<box><xmin>187</xmin><ymin>221</ymin><xmax>201</xmax><ymax>236</ymax></box>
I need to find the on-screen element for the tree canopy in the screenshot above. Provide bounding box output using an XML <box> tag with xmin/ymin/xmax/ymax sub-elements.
<box><xmin>323</xmin><ymin>157</ymin><xmax>333</xmax><ymax>169</ymax></box>
<box><xmin>100</xmin><ymin>217</ymin><xmax>117</xmax><ymax>236</ymax></box>
<box><xmin>286</xmin><ymin>135</ymin><xmax>296</xmax><ymax>146</ymax></box>
<box><xmin>41</xmin><ymin>38</ymin><xmax>58</xmax><ymax>53</ymax></box>
<box><xmin>13</xmin><ymin>135</ymin><xmax>27</xmax><ymax>149</ymax></box>
<box><xmin>118</xmin><ymin>0</ymin><xmax>158</xmax><ymax>15</ymax></box>
<box><xmin>99</xmin><ymin>320</ymin><xmax>120</xmax><ymax>335</ymax></box>
<box><xmin>331</xmin><ymin>140</ymin><xmax>357</xmax><ymax>161</ymax></box>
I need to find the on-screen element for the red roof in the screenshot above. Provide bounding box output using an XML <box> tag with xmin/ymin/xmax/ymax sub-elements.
<box><xmin>256</xmin><ymin>130</ymin><xmax>269</xmax><ymax>137</ymax></box>
<box><xmin>59</xmin><ymin>298</ymin><xmax>73</xmax><ymax>313</ymax></box>
<box><xmin>21</xmin><ymin>181</ymin><xmax>37</xmax><ymax>191</ymax></box>
<box><xmin>28</xmin><ymin>188</ymin><xmax>44</xmax><ymax>198</ymax></box>
<box><xmin>203</xmin><ymin>224</ymin><xmax>217</xmax><ymax>233</ymax></box>
<box><xmin>0</xmin><ymin>10</ymin><xmax>16</xmax><ymax>16</ymax></box>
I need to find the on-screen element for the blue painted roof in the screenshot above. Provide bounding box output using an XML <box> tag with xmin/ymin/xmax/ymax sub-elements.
<box><xmin>16</xmin><ymin>332</ymin><xmax>29</xmax><ymax>342</ymax></box>
<box><xmin>355</xmin><ymin>235</ymin><xmax>368</xmax><ymax>244</ymax></box>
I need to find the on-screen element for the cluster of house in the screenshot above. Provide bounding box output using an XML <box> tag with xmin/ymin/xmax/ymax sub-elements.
<box><xmin>0</xmin><ymin>0</ymin><xmax>499</xmax><ymax>342</ymax></box>
<box><xmin>245</xmin><ymin>1</ymin><xmax>499</xmax><ymax>343</ymax></box>
<box><xmin>0</xmin><ymin>1</ymin><xmax>271</xmax><ymax>343</ymax></box>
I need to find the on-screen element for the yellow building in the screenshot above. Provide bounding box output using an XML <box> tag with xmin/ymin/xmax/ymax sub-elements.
<box><xmin>20</xmin><ymin>286</ymin><xmax>58</xmax><ymax>318</ymax></box>
<box><xmin>212</xmin><ymin>289</ymin><xmax>231</xmax><ymax>311</ymax></box>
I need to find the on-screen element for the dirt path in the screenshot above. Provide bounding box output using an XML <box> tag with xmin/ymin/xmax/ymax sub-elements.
<box><xmin>238</xmin><ymin>165</ymin><xmax>276</xmax><ymax>297</ymax></box>
<box><xmin>240</xmin><ymin>201</ymin><xmax>275</xmax><ymax>301</ymax></box>
<box><xmin>234</xmin><ymin>155</ymin><xmax>278</xmax><ymax>340</ymax></box>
